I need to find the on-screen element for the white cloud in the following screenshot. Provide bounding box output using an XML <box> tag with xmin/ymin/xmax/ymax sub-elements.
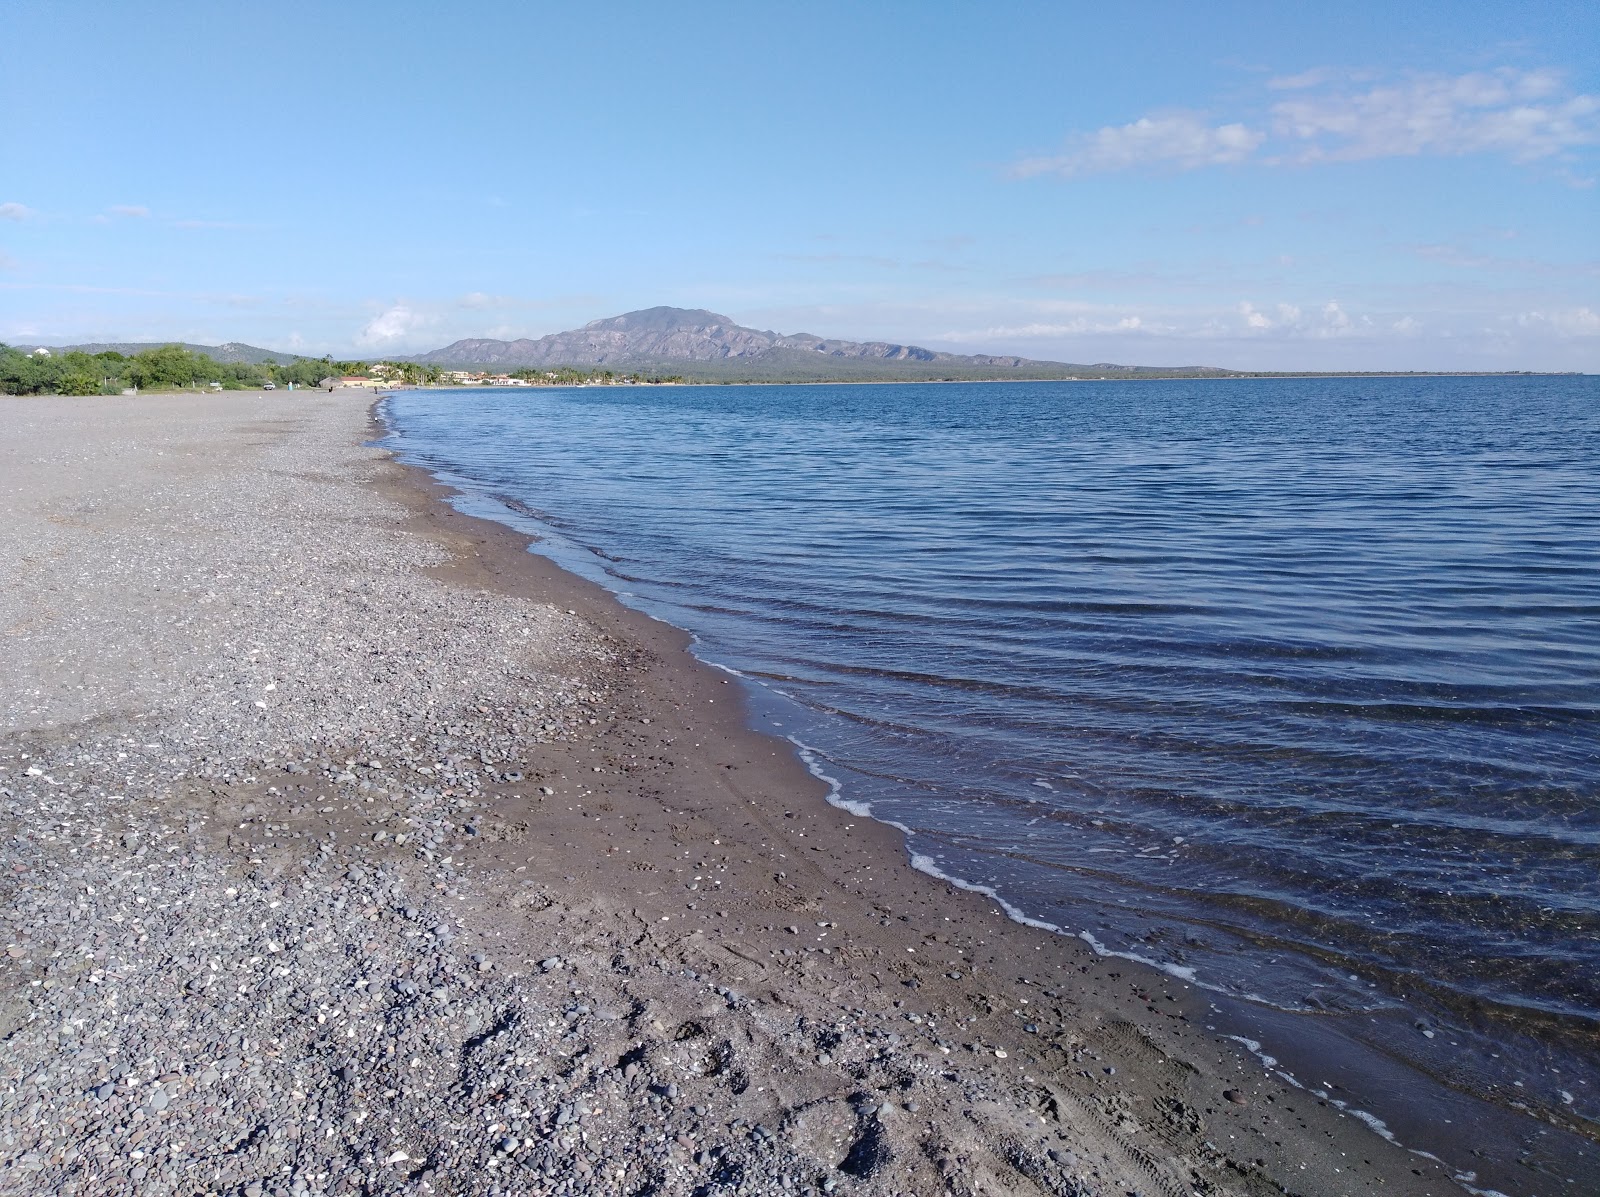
<box><xmin>1515</xmin><ymin>306</ymin><xmax>1600</xmax><ymax>336</ymax></box>
<box><xmin>1234</xmin><ymin>299</ymin><xmax>1360</xmax><ymax>337</ymax></box>
<box><xmin>1015</xmin><ymin>113</ymin><xmax>1264</xmax><ymax>177</ymax></box>
<box><xmin>941</xmin><ymin>299</ymin><xmax>1394</xmax><ymax>344</ymax></box>
<box><xmin>1273</xmin><ymin>69</ymin><xmax>1600</xmax><ymax>163</ymax></box>
<box><xmin>459</xmin><ymin>292</ymin><xmax>495</xmax><ymax>310</ymax></box>
<box><xmin>1018</xmin><ymin>67</ymin><xmax>1598</xmax><ymax>178</ymax></box>
<box><xmin>0</xmin><ymin>202</ymin><xmax>31</xmax><ymax>221</ymax></box>
<box><xmin>938</xmin><ymin>316</ymin><xmax>1161</xmax><ymax>340</ymax></box>
<box><xmin>356</xmin><ymin>304</ymin><xmax>427</xmax><ymax>347</ymax></box>
<box><xmin>108</xmin><ymin>205</ymin><xmax>151</xmax><ymax>218</ymax></box>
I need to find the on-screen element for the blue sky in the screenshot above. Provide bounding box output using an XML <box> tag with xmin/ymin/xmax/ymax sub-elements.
<box><xmin>2</xmin><ymin>0</ymin><xmax>1596</xmax><ymax>369</ymax></box>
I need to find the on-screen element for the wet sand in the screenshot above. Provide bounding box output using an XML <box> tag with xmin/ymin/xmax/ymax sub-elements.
<box><xmin>0</xmin><ymin>389</ymin><xmax>1546</xmax><ymax>1196</ymax></box>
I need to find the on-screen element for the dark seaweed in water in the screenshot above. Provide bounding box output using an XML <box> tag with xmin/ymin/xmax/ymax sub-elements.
<box><xmin>383</xmin><ymin>376</ymin><xmax>1600</xmax><ymax>1138</ymax></box>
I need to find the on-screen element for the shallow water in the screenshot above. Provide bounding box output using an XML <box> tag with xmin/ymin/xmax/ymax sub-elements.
<box><xmin>383</xmin><ymin>376</ymin><xmax>1599</xmax><ymax>1146</ymax></box>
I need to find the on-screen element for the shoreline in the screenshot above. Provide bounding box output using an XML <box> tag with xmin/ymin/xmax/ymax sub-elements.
<box><xmin>369</xmin><ymin>392</ymin><xmax>1599</xmax><ymax>1195</ymax></box>
<box><xmin>371</xmin><ymin>392</ymin><xmax>1600</xmax><ymax>1197</ymax></box>
<box><xmin>377</xmin><ymin>370</ymin><xmax>1583</xmax><ymax>391</ymax></box>
<box><xmin>0</xmin><ymin>388</ymin><xmax>1575</xmax><ymax>1196</ymax></box>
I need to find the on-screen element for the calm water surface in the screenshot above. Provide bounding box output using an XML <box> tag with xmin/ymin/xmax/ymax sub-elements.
<box><xmin>384</xmin><ymin>376</ymin><xmax>1599</xmax><ymax>1156</ymax></box>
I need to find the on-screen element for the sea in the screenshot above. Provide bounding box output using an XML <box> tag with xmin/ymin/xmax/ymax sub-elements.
<box><xmin>381</xmin><ymin>375</ymin><xmax>1599</xmax><ymax>1187</ymax></box>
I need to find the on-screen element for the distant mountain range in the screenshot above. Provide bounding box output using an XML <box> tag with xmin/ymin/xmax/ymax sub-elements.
<box><xmin>405</xmin><ymin>307</ymin><xmax>1231</xmax><ymax>381</ymax></box>
<box><xmin>13</xmin><ymin>341</ymin><xmax>301</xmax><ymax>365</ymax></box>
<box><xmin>20</xmin><ymin>313</ymin><xmax>1533</xmax><ymax>382</ymax></box>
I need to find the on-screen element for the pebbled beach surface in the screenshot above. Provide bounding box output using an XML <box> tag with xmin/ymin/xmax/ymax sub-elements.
<box><xmin>0</xmin><ymin>390</ymin><xmax>1488</xmax><ymax>1197</ymax></box>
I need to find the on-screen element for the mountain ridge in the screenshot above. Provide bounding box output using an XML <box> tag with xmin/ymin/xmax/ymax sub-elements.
<box><xmin>12</xmin><ymin>341</ymin><xmax>303</xmax><ymax>366</ymax></box>
<box><xmin>406</xmin><ymin>306</ymin><xmax>1229</xmax><ymax>380</ymax></box>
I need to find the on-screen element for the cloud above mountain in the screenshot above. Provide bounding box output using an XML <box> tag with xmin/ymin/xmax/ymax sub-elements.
<box><xmin>356</xmin><ymin>304</ymin><xmax>427</xmax><ymax>348</ymax></box>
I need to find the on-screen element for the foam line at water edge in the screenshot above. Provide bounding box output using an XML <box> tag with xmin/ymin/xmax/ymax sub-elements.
<box><xmin>787</xmin><ymin>737</ymin><xmax>872</xmax><ymax>818</ymax></box>
<box><xmin>907</xmin><ymin>854</ymin><xmax>1064</xmax><ymax>933</ymax></box>
<box><xmin>1225</xmin><ymin>1038</ymin><xmax>1506</xmax><ymax>1197</ymax></box>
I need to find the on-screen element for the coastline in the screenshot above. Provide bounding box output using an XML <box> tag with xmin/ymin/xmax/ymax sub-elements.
<box><xmin>381</xmin><ymin>370</ymin><xmax>1580</xmax><ymax>392</ymax></box>
<box><xmin>372</xmin><ymin>389</ymin><xmax>1600</xmax><ymax>1194</ymax></box>
<box><xmin>0</xmin><ymin>388</ymin><xmax>1556</xmax><ymax>1196</ymax></box>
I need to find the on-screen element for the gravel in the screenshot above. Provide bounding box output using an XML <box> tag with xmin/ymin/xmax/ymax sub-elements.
<box><xmin>0</xmin><ymin>396</ymin><xmax>1009</xmax><ymax>1196</ymax></box>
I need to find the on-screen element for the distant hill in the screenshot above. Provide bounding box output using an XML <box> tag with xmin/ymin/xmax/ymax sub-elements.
<box><xmin>14</xmin><ymin>341</ymin><xmax>303</xmax><ymax>366</ymax></box>
<box><xmin>407</xmin><ymin>307</ymin><xmax>1231</xmax><ymax>381</ymax></box>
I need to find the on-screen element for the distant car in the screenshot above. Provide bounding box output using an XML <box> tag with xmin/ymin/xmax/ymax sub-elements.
<box><xmin>207</xmin><ymin>381</ymin><xmax>223</xmax><ymax>390</ymax></box>
<box><xmin>263</xmin><ymin>381</ymin><xmax>277</xmax><ymax>390</ymax></box>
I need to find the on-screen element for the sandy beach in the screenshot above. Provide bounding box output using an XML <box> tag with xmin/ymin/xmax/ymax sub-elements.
<box><xmin>0</xmin><ymin>389</ymin><xmax>1505</xmax><ymax>1196</ymax></box>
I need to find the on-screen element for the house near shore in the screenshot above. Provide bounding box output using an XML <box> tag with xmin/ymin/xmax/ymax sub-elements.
<box><xmin>337</xmin><ymin>375</ymin><xmax>387</xmax><ymax>389</ymax></box>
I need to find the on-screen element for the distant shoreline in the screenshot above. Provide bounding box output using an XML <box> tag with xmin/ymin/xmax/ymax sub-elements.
<box><xmin>381</xmin><ymin>369</ymin><xmax>1585</xmax><ymax>389</ymax></box>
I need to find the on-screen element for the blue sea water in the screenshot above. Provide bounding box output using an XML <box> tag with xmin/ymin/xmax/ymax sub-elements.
<box><xmin>382</xmin><ymin>376</ymin><xmax>1599</xmax><ymax>1141</ymax></box>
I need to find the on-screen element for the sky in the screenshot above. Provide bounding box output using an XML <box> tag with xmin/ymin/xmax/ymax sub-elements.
<box><xmin>2</xmin><ymin>0</ymin><xmax>1597</xmax><ymax>370</ymax></box>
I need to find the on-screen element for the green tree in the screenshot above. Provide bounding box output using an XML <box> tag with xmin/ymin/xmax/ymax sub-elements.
<box><xmin>56</xmin><ymin>372</ymin><xmax>101</xmax><ymax>396</ymax></box>
<box><xmin>126</xmin><ymin>345</ymin><xmax>203</xmax><ymax>389</ymax></box>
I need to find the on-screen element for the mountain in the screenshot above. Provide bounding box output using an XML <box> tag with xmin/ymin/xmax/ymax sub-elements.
<box><xmin>15</xmin><ymin>341</ymin><xmax>303</xmax><ymax>365</ymax></box>
<box><xmin>409</xmin><ymin>307</ymin><xmax>1228</xmax><ymax>381</ymax></box>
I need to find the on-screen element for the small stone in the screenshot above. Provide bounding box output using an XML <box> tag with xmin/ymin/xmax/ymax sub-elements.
<box><xmin>1224</xmin><ymin>1089</ymin><xmax>1249</xmax><ymax>1106</ymax></box>
<box><xmin>498</xmin><ymin>1136</ymin><xmax>519</xmax><ymax>1154</ymax></box>
<box><xmin>94</xmin><ymin>1082</ymin><xmax>115</xmax><ymax>1100</ymax></box>
<box><xmin>539</xmin><ymin>957</ymin><xmax>562</xmax><ymax>972</ymax></box>
<box><xmin>149</xmin><ymin>1089</ymin><xmax>169</xmax><ymax>1111</ymax></box>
